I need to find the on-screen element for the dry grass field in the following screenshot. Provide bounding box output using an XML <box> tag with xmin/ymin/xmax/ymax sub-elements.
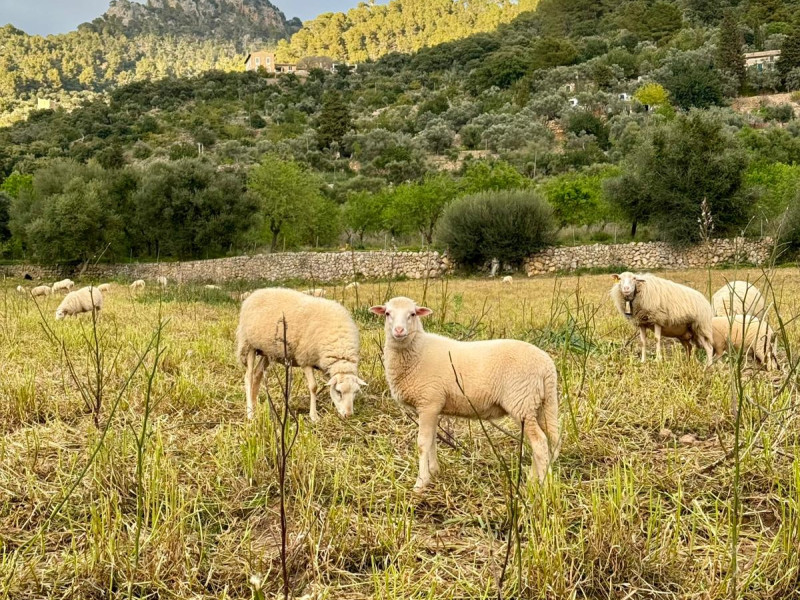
<box><xmin>1</xmin><ymin>268</ymin><xmax>799</xmax><ymax>599</ymax></box>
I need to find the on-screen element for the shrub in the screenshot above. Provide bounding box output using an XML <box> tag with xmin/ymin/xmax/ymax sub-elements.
<box><xmin>777</xmin><ymin>193</ymin><xmax>800</xmax><ymax>254</ymax></box>
<box><xmin>436</xmin><ymin>190</ymin><xmax>555</xmax><ymax>268</ymax></box>
<box><xmin>761</xmin><ymin>103</ymin><xmax>795</xmax><ymax>123</ymax></box>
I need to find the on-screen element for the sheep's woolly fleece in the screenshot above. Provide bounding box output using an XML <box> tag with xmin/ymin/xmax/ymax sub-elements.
<box><xmin>711</xmin><ymin>315</ymin><xmax>778</xmax><ymax>370</ymax></box>
<box><xmin>711</xmin><ymin>281</ymin><xmax>765</xmax><ymax>319</ymax></box>
<box><xmin>55</xmin><ymin>286</ymin><xmax>103</xmax><ymax>320</ymax></box>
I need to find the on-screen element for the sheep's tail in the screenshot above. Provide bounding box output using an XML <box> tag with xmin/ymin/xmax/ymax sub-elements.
<box><xmin>539</xmin><ymin>366</ymin><xmax>561</xmax><ymax>462</ymax></box>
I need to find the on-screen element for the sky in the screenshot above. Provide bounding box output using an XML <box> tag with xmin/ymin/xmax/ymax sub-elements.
<box><xmin>0</xmin><ymin>0</ymin><xmax>368</xmax><ymax>36</ymax></box>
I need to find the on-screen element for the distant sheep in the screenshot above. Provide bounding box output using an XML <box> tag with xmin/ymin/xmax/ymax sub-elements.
<box><xmin>229</xmin><ymin>291</ymin><xmax>252</xmax><ymax>302</ymax></box>
<box><xmin>712</xmin><ymin>281</ymin><xmax>765</xmax><ymax>319</ymax></box>
<box><xmin>344</xmin><ymin>282</ymin><xmax>360</xmax><ymax>290</ymax></box>
<box><xmin>712</xmin><ymin>315</ymin><xmax>778</xmax><ymax>371</ymax></box>
<box><xmin>16</xmin><ymin>285</ymin><xmax>25</xmax><ymax>294</ymax></box>
<box><xmin>502</xmin><ymin>275</ymin><xmax>513</xmax><ymax>284</ymax></box>
<box><xmin>236</xmin><ymin>288</ymin><xmax>365</xmax><ymax>422</ymax></box>
<box><xmin>55</xmin><ymin>286</ymin><xmax>102</xmax><ymax>320</ymax></box>
<box><xmin>611</xmin><ymin>272</ymin><xmax>714</xmax><ymax>364</ymax></box>
<box><xmin>52</xmin><ymin>279</ymin><xmax>75</xmax><ymax>294</ymax></box>
<box><xmin>97</xmin><ymin>283</ymin><xmax>112</xmax><ymax>293</ymax></box>
<box><xmin>303</xmin><ymin>288</ymin><xmax>326</xmax><ymax>297</ymax></box>
<box><xmin>130</xmin><ymin>280</ymin><xmax>146</xmax><ymax>291</ymax></box>
<box><xmin>371</xmin><ymin>296</ymin><xmax>559</xmax><ymax>492</ymax></box>
<box><xmin>31</xmin><ymin>285</ymin><xmax>52</xmax><ymax>298</ymax></box>
<box><xmin>204</xmin><ymin>284</ymin><xmax>222</xmax><ymax>290</ymax></box>
<box><xmin>157</xmin><ymin>276</ymin><xmax>168</xmax><ymax>288</ymax></box>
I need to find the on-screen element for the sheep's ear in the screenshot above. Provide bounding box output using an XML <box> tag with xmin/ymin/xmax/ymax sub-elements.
<box><xmin>612</xmin><ymin>274</ymin><xmax>620</xmax><ymax>281</ymax></box>
<box><xmin>357</xmin><ymin>377</ymin><xmax>367</xmax><ymax>387</ymax></box>
<box><xmin>634</xmin><ymin>277</ymin><xmax>646</xmax><ymax>284</ymax></box>
<box><xmin>415</xmin><ymin>307</ymin><xmax>433</xmax><ymax>317</ymax></box>
<box><xmin>325</xmin><ymin>378</ymin><xmax>335</xmax><ymax>387</ymax></box>
<box><xmin>369</xmin><ymin>305</ymin><xmax>386</xmax><ymax>315</ymax></box>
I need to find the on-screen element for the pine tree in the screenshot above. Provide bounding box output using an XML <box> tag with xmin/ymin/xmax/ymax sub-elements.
<box><xmin>316</xmin><ymin>90</ymin><xmax>351</xmax><ymax>150</ymax></box>
<box><xmin>778</xmin><ymin>25</ymin><xmax>800</xmax><ymax>83</ymax></box>
<box><xmin>716</xmin><ymin>11</ymin><xmax>745</xmax><ymax>91</ymax></box>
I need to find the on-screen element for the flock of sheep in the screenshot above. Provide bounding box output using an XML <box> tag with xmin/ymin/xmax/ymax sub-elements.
<box><xmin>13</xmin><ymin>269</ymin><xmax>780</xmax><ymax>492</ymax></box>
<box><xmin>235</xmin><ymin>272</ymin><xmax>780</xmax><ymax>492</ymax></box>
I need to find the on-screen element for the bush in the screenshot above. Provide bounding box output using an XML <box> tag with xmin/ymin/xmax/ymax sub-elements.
<box><xmin>777</xmin><ymin>193</ymin><xmax>800</xmax><ymax>253</ymax></box>
<box><xmin>436</xmin><ymin>190</ymin><xmax>555</xmax><ymax>268</ymax></box>
<box><xmin>761</xmin><ymin>103</ymin><xmax>795</xmax><ymax>123</ymax></box>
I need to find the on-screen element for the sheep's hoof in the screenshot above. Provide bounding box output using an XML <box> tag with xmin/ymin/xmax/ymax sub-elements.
<box><xmin>412</xmin><ymin>479</ymin><xmax>429</xmax><ymax>494</ymax></box>
<box><xmin>309</xmin><ymin>412</ymin><xmax>320</xmax><ymax>424</ymax></box>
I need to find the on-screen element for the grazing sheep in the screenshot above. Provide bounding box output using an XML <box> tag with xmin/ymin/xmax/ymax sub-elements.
<box><xmin>303</xmin><ymin>288</ymin><xmax>326</xmax><ymax>297</ymax></box>
<box><xmin>712</xmin><ymin>316</ymin><xmax>779</xmax><ymax>371</ymax></box>
<box><xmin>130</xmin><ymin>279</ymin><xmax>146</xmax><ymax>291</ymax></box>
<box><xmin>712</xmin><ymin>281</ymin><xmax>765</xmax><ymax>319</ymax></box>
<box><xmin>16</xmin><ymin>285</ymin><xmax>25</xmax><ymax>294</ymax></box>
<box><xmin>204</xmin><ymin>284</ymin><xmax>222</xmax><ymax>290</ymax></box>
<box><xmin>236</xmin><ymin>288</ymin><xmax>366</xmax><ymax>422</ymax></box>
<box><xmin>31</xmin><ymin>285</ymin><xmax>52</xmax><ymax>298</ymax></box>
<box><xmin>157</xmin><ymin>276</ymin><xmax>168</xmax><ymax>288</ymax></box>
<box><xmin>55</xmin><ymin>286</ymin><xmax>102</xmax><ymax>320</ymax></box>
<box><xmin>52</xmin><ymin>279</ymin><xmax>75</xmax><ymax>293</ymax></box>
<box><xmin>344</xmin><ymin>282</ymin><xmax>360</xmax><ymax>290</ymax></box>
<box><xmin>370</xmin><ymin>296</ymin><xmax>559</xmax><ymax>492</ymax></box>
<box><xmin>229</xmin><ymin>291</ymin><xmax>252</xmax><ymax>302</ymax></box>
<box><xmin>611</xmin><ymin>272</ymin><xmax>714</xmax><ymax>365</ymax></box>
<box><xmin>502</xmin><ymin>275</ymin><xmax>513</xmax><ymax>284</ymax></box>
<box><xmin>97</xmin><ymin>283</ymin><xmax>112</xmax><ymax>293</ymax></box>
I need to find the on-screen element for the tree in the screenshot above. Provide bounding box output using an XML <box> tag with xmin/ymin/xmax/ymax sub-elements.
<box><xmin>383</xmin><ymin>174</ymin><xmax>459</xmax><ymax>244</ymax></box>
<box><xmin>317</xmin><ymin>90</ymin><xmax>351</xmax><ymax>150</ymax></box>
<box><xmin>657</xmin><ymin>50</ymin><xmax>724</xmax><ymax>108</ymax></box>
<box><xmin>778</xmin><ymin>26</ymin><xmax>800</xmax><ymax>83</ymax></box>
<box><xmin>542</xmin><ymin>166</ymin><xmax>620</xmax><ymax>228</ymax></box>
<box><xmin>633</xmin><ymin>82</ymin><xmax>669</xmax><ymax>107</ymax></box>
<box><xmin>0</xmin><ymin>191</ymin><xmax>10</xmax><ymax>242</ymax></box>
<box><xmin>248</xmin><ymin>156</ymin><xmax>324</xmax><ymax>251</ymax></box>
<box><xmin>461</xmin><ymin>160</ymin><xmax>528</xmax><ymax>194</ymax></box>
<box><xmin>605</xmin><ymin>112</ymin><xmax>750</xmax><ymax>243</ymax></box>
<box><xmin>342</xmin><ymin>192</ymin><xmax>386</xmax><ymax>246</ymax></box>
<box><xmin>716</xmin><ymin>11</ymin><xmax>746</xmax><ymax>91</ymax></box>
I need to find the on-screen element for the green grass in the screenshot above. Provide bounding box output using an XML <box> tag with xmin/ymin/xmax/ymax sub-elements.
<box><xmin>1</xmin><ymin>269</ymin><xmax>799</xmax><ymax>598</ymax></box>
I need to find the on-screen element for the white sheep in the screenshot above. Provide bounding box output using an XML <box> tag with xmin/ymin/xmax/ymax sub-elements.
<box><xmin>130</xmin><ymin>279</ymin><xmax>146</xmax><ymax>291</ymax></box>
<box><xmin>370</xmin><ymin>296</ymin><xmax>559</xmax><ymax>492</ymax></box>
<box><xmin>236</xmin><ymin>288</ymin><xmax>366</xmax><ymax>422</ymax></box>
<box><xmin>712</xmin><ymin>316</ymin><xmax>778</xmax><ymax>371</ymax></box>
<box><xmin>302</xmin><ymin>288</ymin><xmax>326</xmax><ymax>297</ymax></box>
<box><xmin>611</xmin><ymin>272</ymin><xmax>714</xmax><ymax>364</ymax></box>
<box><xmin>55</xmin><ymin>286</ymin><xmax>102</xmax><ymax>320</ymax></box>
<box><xmin>502</xmin><ymin>275</ymin><xmax>513</xmax><ymax>284</ymax></box>
<box><xmin>97</xmin><ymin>283</ymin><xmax>112</xmax><ymax>293</ymax></box>
<box><xmin>16</xmin><ymin>285</ymin><xmax>25</xmax><ymax>294</ymax></box>
<box><xmin>31</xmin><ymin>285</ymin><xmax>52</xmax><ymax>298</ymax></box>
<box><xmin>229</xmin><ymin>291</ymin><xmax>252</xmax><ymax>302</ymax></box>
<box><xmin>157</xmin><ymin>276</ymin><xmax>168</xmax><ymax>288</ymax></box>
<box><xmin>344</xmin><ymin>282</ymin><xmax>360</xmax><ymax>290</ymax></box>
<box><xmin>204</xmin><ymin>284</ymin><xmax>222</xmax><ymax>290</ymax></box>
<box><xmin>52</xmin><ymin>279</ymin><xmax>75</xmax><ymax>293</ymax></box>
<box><xmin>711</xmin><ymin>281</ymin><xmax>765</xmax><ymax>319</ymax></box>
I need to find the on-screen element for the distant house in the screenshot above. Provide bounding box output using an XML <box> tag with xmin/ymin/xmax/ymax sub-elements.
<box><xmin>37</xmin><ymin>98</ymin><xmax>56</xmax><ymax>110</ymax></box>
<box><xmin>568</xmin><ymin>97</ymin><xmax>579</xmax><ymax>107</ymax></box>
<box><xmin>244</xmin><ymin>51</ymin><xmax>298</xmax><ymax>74</ymax></box>
<box><xmin>744</xmin><ymin>49</ymin><xmax>781</xmax><ymax>71</ymax></box>
<box><xmin>618</xmin><ymin>93</ymin><xmax>631</xmax><ymax>101</ymax></box>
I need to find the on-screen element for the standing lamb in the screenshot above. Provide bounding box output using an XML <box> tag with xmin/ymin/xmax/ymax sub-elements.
<box><xmin>130</xmin><ymin>280</ymin><xmax>146</xmax><ymax>291</ymax></box>
<box><xmin>55</xmin><ymin>286</ymin><xmax>103</xmax><ymax>320</ymax></box>
<box><xmin>502</xmin><ymin>275</ymin><xmax>513</xmax><ymax>284</ymax></box>
<box><xmin>711</xmin><ymin>316</ymin><xmax>779</xmax><ymax>371</ymax></box>
<box><xmin>157</xmin><ymin>276</ymin><xmax>168</xmax><ymax>288</ymax></box>
<box><xmin>236</xmin><ymin>288</ymin><xmax>366</xmax><ymax>422</ymax></box>
<box><xmin>370</xmin><ymin>296</ymin><xmax>559</xmax><ymax>492</ymax></box>
<box><xmin>31</xmin><ymin>285</ymin><xmax>52</xmax><ymax>298</ymax></box>
<box><xmin>611</xmin><ymin>272</ymin><xmax>715</xmax><ymax>364</ymax></box>
<box><xmin>711</xmin><ymin>281</ymin><xmax>765</xmax><ymax>319</ymax></box>
<box><xmin>52</xmin><ymin>279</ymin><xmax>75</xmax><ymax>293</ymax></box>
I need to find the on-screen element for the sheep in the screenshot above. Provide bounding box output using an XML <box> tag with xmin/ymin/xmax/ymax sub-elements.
<box><xmin>204</xmin><ymin>284</ymin><xmax>222</xmax><ymax>290</ymax></box>
<box><xmin>16</xmin><ymin>285</ymin><xmax>25</xmax><ymax>294</ymax></box>
<box><xmin>52</xmin><ymin>279</ymin><xmax>75</xmax><ymax>294</ymax></box>
<box><xmin>611</xmin><ymin>272</ymin><xmax>715</xmax><ymax>365</ymax></box>
<box><xmin>31</xmin><ymin>285</ymin><xmax>52</xmax><ymax>298</ymax></box>
<box><xmin>370</xmin><ymin>296</ymin><xmax>559</xmax><ymax>492</ymax></box>
<box><xmin>130</xmin><ymin>279</ymin><xmax>146</xmax><ymax>291</ymax></box>
<box><xmin>502</xmin><ymin>275</ymin><xmax>513</xmax><ymax>284</ymax></box>
<box><xmin>229</xmin><ymin>291</ymin><xmax>252</xmax><ymax>302</ymax></box>
<box><xmin>157</xmin><ymin>276</ymin><xmax>168</xmax><ymax>288</ymax></box>
<box><xmin>344</xmin><ymin>282</ymin><xmax>360</xmax><ymax>290</ymax></box>
<box><xmin>712</xmin><ymin>316</ymin><xmax>779</xmax><ymax>371</ymax></box>
<box><xmin>711</xmin><ymin>281</ymin><xmax>765</xmax><ymax>319</ymax></box>
<box><xmin>55</xmin><ymin>286</ymin><xmax>102</xmax><ymax>320</ymax></box>
<box><xmin>97</xmin><ymin>283</ymin><xmax>112</xmax><ymax>293</ymax></box>
<box><xmin>302</xmin><ymin>288</ymin><xmax>326</xmax><ymax>297</ymax></box>
<box><xmin>236</xmin><ymin>288</ymin><xmax>366</xmax><ymax>423</ymax></box>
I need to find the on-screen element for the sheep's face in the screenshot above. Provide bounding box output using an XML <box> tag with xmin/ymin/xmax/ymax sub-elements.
<box><xmin>327</xmin><ymin>373</ymin><xmax>367</xmax><ymax>418</ymax></box>
<box><xmin>370</xmin><ymin>297</ymin><xmax>433</xmax><ymax>342</ymax></box>
<box><xmin>55</xmin><ymin>308</ymin><xmax>66</xmax><ymax>320</ymax></box>
<box><xmin>613</xmin><ymin>272</ymin><xmax>644</xmax><ymax>300</ymax></box>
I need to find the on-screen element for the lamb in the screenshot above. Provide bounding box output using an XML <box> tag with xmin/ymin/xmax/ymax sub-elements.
<box><xmin>31</xmin><ymin>285</ymin><xmax>52</xmax><ymax>298</ymax></box>
<box><xmin>55</xmin><ymin>286</ymin><xmax>102</xmax><ymax>320</ymax></box>
<box><xmin>711</xmin><ymin>281</ymin><xmax>765</xmax><ymax>319</ymax></box>
<box><xmin>370</xmin><ymin>296</ymin><xmax>559</xmax><ymax>492</ymax></box>
<box><xmin>611</xmin><ymin>272</ymin><xmax>715</xmax><ymax>365</ymax></box>
<box><xmin>711</xmin><ymin>316</ymin><xmax>778</xmax><ymax>371</ymax></box>
<box><xmin>303</xmin><ymin>288</ymin><xmax>326</xmax><ymax>297</ymax></box>
<box><xmin>52</xmin><ymin>279</ymin><xmax>75</xmax><ymax>293</ymax></box>
<box><xmin>157</xmin><ymin>276</ymin><xmax>168</xmax><ymax>288</ymax></box>
<box><xmin>236</xmin><ymin>288</ymin><xmax>366</xmax><ymax>422</ymax></box>
<box><xmin>97</xmin><ymin>283</ymin><xmax>112</xmax><ymax>293</ymax></box>
<box><xmin>130</xmin><ymin>279</ymin><xmax>146</xmax><ymax>291</ymax></box>
<box><xmin>502</xmin><ymin>275</ymin><xmax>513</xmax><ymax>284</ymax></box>
<box><xmin>16</xmin><ymin>285</ymin><xmax>25</xmax><ymax>294</ymax></box>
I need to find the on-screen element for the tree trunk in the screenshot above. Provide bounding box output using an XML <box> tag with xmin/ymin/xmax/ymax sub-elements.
<box><xmin>630</xmin><ymin>220</ymin><xmax>638</xmax><ymax>238</ymax></box>
<box><xmin>270</xmin><ymin>228</ymin><xmax>280</xmax><ymax>253</ymax></box>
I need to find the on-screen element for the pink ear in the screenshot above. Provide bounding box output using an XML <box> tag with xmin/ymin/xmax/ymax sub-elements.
<box><xmin>415</xmin><ymin>307</ymin><xmax>433</xmax><ymax>317</ymax></box>
<box><xmin>369</xmin><ymin>306</ymin><xmax>386</xmax><ymax>315</ymax></box>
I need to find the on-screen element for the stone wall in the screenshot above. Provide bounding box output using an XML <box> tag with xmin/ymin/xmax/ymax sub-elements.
<box><xmin>524</xmin><ymin>237</ymin><xmax>774</xmax><ymax>276</ymax></box>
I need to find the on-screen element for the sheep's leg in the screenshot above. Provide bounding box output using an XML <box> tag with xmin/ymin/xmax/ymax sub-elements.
<box><xmin>654</xmin><ymin>324</ymin><xmax>662</xmax><ymax>361</ymax></box>
<box><xmin>304</xmin><ymin>366</ymin><xmax>320</xmax><ymax>423</ymax></box>
<box><xmin>245</xmin><ymin>351</ymin><xmax>266</xmax><ymax>420</ymax></box>
<box><xmin>639</xmin><ymin>326</ymin><xmax>648</xmax><ymax>362</ymax></box>
<box><xmin>523</xmin><ymin>419</ymin><xmax>550</xmax><ymax>483</ymax></box>
<box><xmin>414</xmin><ymin>411</ymin><xmax>439</xmax><ymax>492</ymax></box>
<box><xmin>700</xmin><ymin>336</ymin><xmax>714</xmax><ymax>367</ymax></box>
